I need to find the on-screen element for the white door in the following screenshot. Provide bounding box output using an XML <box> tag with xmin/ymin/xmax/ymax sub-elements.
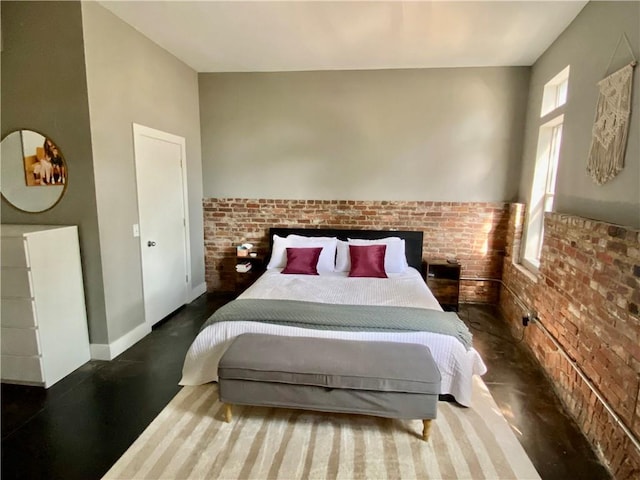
<box><xmin>133</xmin><ymin>124</ymin><xmax>190</xmax><ymax>326</ymax></box>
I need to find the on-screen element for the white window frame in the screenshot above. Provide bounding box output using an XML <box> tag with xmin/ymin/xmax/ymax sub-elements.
<box><xmin>523</xmin><ymin>116</ymin><xmax>564</xmax><ymax>270</ymax></box>
<box><xmin>540</xmin><ymin>66</ymin><xmax>570</xmax><ymax>117</ymax></box>
<box><xmin>522</xmin><ymin>66</ymin><xmax>569</xmax><ymax>272</ymax></box>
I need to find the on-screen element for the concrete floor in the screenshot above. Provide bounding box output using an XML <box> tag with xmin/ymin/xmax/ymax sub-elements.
<box><xmin>461</xmin><ymin>303</ymin><xmax>611</xmax><ymax>480</ymax></box>
<box><xmin>1</xmin><ymin>295</ymin><xmax>611</xmax><ymax>479</ymax></box>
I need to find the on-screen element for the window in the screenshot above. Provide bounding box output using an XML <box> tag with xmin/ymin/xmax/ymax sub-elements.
<box><xmin>540</xmin><ymin>66</ymin><xmax>570</xmax><ymax>116</ymax></box>
<box><xmin>522</xmin><ymin>66</ymin><xmax>569</xmax><ymax>271</ymax></box>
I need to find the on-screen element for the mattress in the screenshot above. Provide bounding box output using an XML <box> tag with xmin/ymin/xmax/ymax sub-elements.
<box><xmin>180</xmin><ymin>267</ymin><xmax>487</xmax><ymax>406</ymax></box>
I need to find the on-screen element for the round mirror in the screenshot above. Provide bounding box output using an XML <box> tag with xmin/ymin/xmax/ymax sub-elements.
<box><xmin>1</xmin><ymin>130</ymin><xmax>67</xmax><ymax>213</ymax></box>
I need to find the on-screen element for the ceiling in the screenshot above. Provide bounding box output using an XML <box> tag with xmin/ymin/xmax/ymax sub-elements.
<box><xmin>99</xmin><ymin>1</ymin><xmax>588</xmax><ymax>73</ymax></box>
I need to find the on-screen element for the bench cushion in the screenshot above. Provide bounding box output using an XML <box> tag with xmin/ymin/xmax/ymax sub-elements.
<box><xmin>218</xmin><ymin>333</ymin><xmax>441</xmax><ymax>394</ymax></box>
<box><xmin>219</xmin><ymin>378</ymin><xmax>438</xmax><ymax>419</ymax></box>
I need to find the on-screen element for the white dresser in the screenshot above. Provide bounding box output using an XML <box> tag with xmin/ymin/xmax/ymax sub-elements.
<box><xmin>1</xmin><ymin>225</ymin><xmax>91</xmax><ymax>387</ymax></box>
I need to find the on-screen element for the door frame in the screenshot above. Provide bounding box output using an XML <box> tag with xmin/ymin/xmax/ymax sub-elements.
<box><xmin>132</xmin><ymin>123</ymin><xmax>192</xmax><ymax>326</ymax></box>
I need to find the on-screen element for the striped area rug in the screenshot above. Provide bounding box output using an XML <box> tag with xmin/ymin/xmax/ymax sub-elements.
<box><xmin>103</xmin><ymin>377</ymin><xmax>540</xmax><ymax>479</ymax></box>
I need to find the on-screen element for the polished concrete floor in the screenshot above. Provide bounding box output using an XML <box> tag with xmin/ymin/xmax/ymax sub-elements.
<box><xmin>2</xmin><ymin>296</ymin><xmax>611</xmax><ymax>480</ymax></box>
<box><xmin>462</xmin><ymin>304</ymin><xmax>612</xmax><ymax>480</ymax></box>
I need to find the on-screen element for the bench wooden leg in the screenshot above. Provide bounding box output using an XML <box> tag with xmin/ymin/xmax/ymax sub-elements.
<box><xmin>422</xmin><ymin>419</ymin><xmax>432</xmax><ymax>441</ymax></box>
<box><xmin>224</xmin><ymin>403</ymin><xmax>233</xmax><ymax>423</ymax></box>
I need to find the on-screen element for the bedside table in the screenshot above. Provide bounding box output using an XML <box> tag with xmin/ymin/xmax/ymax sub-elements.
<box><xmin>235</xmin><ymin>255</ymin><xmax>265</xmax><ymax>292</ymax></box>
<box><xmin>425</xmin><ymin>260</ymin><xmax>461</xmax><ymax>312</ymax></box>
<box><xmin>236</xmin><ymin>253</ymin><xmax>265</xmax><ymax>267</ymax></box>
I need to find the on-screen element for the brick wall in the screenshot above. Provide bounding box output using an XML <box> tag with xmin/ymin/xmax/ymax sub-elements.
<box><xmin>500</xmin><ymin>205</ymin><xmax>640</xmax><ymax>479</ymax></box>
<box><xmin>203</xmin><ymin>198</ymin><xmax>510</xmax><ymax>302</ymax></box>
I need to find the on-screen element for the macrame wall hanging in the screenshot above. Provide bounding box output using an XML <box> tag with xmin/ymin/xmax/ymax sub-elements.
<box><xmin>586</xmin><ymin>33</ymin><xmax>637</xmax><ymax>185</ymax></box>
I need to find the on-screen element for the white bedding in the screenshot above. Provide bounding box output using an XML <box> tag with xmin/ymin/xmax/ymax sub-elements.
<box><xmin>180</xmin><ymin>267</ymin><xmax>487</xmax><ymax>406</ymax></box>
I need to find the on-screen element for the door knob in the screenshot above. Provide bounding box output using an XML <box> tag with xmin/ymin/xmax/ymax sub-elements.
<box><xmin>147</xmin><ymin>241</ymin><xmax>157</xmax><ymax>247</ymax></box>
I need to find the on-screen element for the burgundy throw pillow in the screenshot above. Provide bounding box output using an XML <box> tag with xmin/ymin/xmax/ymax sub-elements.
<box><xmin>348</xmin><ymin>244</ymin><xmax>387</xmax><ymax>278</ymax></box>
<box><xmin>281</xmin><ymin>247</ymin><xmax>322</xmax><ymax>275</ymax></box>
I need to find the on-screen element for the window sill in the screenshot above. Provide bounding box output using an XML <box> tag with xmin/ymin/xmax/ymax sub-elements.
<box><xmin>514</xmin><ymin>261</ymin><xmax>539</xmax><ymax>283</ymax></box>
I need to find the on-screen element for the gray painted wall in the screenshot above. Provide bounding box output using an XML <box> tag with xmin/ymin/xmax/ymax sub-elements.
<box><xmin>81</xmin><ymin>2</ymin><xmax>205</xmax><ymax>342</ymax></box>
<box><xmin>519</xmin><ymin>1</ymin><xmax>639</xmax><ymax>228</ymax></box>
<box><xmin>1</xmin><ymin>1</ymin><xmax>108</xmax><ymax>342</ymax></box>
<box><xmin>199</xmin><ymin>68</ymin><xmax>530</xmax><ymax>202</ymax></box>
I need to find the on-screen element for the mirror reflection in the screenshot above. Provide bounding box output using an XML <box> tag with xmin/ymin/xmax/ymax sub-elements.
<box><xmin>1</xmin><ymin>130</ymin><xmax>67</xmax><ymax>213</ymax></box>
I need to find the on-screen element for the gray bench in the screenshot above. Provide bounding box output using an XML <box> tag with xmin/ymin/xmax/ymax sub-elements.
<box><xmin>217</xmin><ymin>333</ymin><xmax>441</xmax><ymax>440</ymax></box>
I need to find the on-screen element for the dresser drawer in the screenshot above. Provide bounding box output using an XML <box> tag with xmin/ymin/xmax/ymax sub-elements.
<box><xmin>1</xmin><ymin>354</ymin><xmax>44</xmax><ymax>384</ymax></box>
<box><xmin>1</xmin><ymin>327</ymin><xmax>41</xmax><ymax>356</ymax></box>
<box><xmin>0</xmin><ymin>268</ymin><xmax>33</xmax><ymax>298</ymax></box>
<box><xmin>1</xmin><ymin>298</ymin><xmax>37</xmax><ymax>328</ymax></box>
<box><xmin>1</xmin><ymin>225</ymin><xmax>89</xmax><ymax>388</ymax></box>
<box><xmin>0</xmin><ymin>237</ymin><xmax>28</xmax><ymax>268</ymax></box>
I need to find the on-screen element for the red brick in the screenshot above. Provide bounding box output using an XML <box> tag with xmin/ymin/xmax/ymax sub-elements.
<box><xmin>204</xmin><ymin>197</ymin><xmax>509</xmax><ymax>303</ymax></box>
<box><xmin>500</xmin><ymin>207</ymin><xmax>640</xmax><ymax>475</ymax></box>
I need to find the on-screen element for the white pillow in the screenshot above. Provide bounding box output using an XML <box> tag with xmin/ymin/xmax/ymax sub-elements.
<box><xmin>335</xmin><ymin>237</ymin><xmax>408</xmax><ymax>273</ymax></box>
<box><xmin>266</xmin><ymin>234</ymin><xmax>338</xmax><ymax>273</ymax></box>
<box><xmin>266</xmin><ymin>234</ymin><xmax>289</xmax><ymax>270</ymax></box>
<box><xmin>335</xmin><ymin>240</ymin><xmax>350</xmax><ymax>272</ymax></box>
<box><xmin>287</xmin><ymin>235</ymin><xmax>337</xmax><ymax>273</ymax></box>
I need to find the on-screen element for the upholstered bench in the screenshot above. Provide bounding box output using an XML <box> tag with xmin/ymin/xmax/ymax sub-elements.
<box><xmin>217</xmin><ymin>333</ymin><xmax>441</xmax><ymax>440</ymax></box>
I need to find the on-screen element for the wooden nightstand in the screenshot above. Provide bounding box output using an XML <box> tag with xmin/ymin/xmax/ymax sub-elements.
<box><xmin>235</xmin><ymin>255</ymin><xmax>265</xmax><ymax>292</ymax></box>
<box><xmin>424</xmin><ymin>260</ymin><xmax>461</xmax><ymax>312</ymax></box>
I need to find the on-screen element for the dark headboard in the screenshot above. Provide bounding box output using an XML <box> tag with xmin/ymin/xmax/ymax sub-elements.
<box><xmin>268</xmin><ymin>228</ymin><xmax>424</xmax><ymax>271</ymax></box>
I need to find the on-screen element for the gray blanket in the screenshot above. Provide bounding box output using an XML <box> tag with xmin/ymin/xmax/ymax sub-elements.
<box><xmin>201</xmin><ymin>298</ymin><xmax>473</xmax><ymax>350</ymax></box>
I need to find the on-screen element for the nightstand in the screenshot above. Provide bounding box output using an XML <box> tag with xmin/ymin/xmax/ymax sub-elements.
<box><xmin>424</xmin><ymin>260</ymin><xmax>461</xmax><ymax>312</ymax></box>
<box><xmin>235</xmin><ymin>255</ymin><xmax>265</xmax><ymax>292</ymax></box>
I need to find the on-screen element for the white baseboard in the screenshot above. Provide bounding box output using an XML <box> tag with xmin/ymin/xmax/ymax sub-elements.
<box><xmin>89</xmin><ymin>343</ymin><xmax>112</xmax><ymax>361</ymax></box>
<box><xmin>188</xmin><ymin>282</ymin><xmax>207</xmax><ymax>303</ymax></box>
<box><xmin>90</xmin><ymin>322</ymin><xmax>151</xmax><ymax>360</ymax></box>
<box><xmin>90</xmin><ymin>285</ymin><xmax>206</xmax><ymax>361</ymax></box>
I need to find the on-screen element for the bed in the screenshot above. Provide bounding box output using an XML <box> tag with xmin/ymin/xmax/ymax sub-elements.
<box><xmin>180</xmin><ymin>228</ymin><xmax>487</xmax><ymax>407</ymax></box>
